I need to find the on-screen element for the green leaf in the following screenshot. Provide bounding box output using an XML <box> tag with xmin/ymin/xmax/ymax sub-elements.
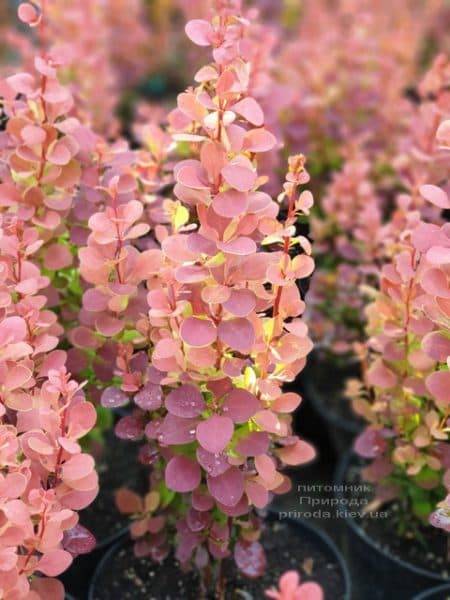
<box><xmin>158</xmin><ymin>482</ymin><xmax>176</xmax><ymax>508</ymax></box>
<box><xmin>121</xmin><ymin>329</ymin><xmax>141</xmax><ymax>343</ymax></box>
<box><xmin>173</xmin><ymin>203</ymin><xmax>189</xmax><ymax>231</ymax></box>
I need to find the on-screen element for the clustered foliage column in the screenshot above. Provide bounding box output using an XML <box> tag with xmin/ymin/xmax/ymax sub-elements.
<box><xmin>353</xmin><ymin>143</ymin><xmax>450</xmax><ymax>530</ymax></box>
<box><xmin>304</xmin><ymin>51</ymin><xmax>450</xmax><ymax>359</ymax></box>
<box><xmin>0</xmin><ymin>9</ymin><xmax>99</xmax><ymax>599</ymax></box>
<box><xmin>12</xmin><ymin>0</ymin><xmax>153</xmax><ymax>136</ymax></box>
<box><xmin>90</xmin><ymin>0</ymin><xmax>317</xmax><ymax>586</ymax></box>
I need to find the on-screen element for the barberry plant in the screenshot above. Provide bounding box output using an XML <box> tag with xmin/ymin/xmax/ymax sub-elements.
<box><xmin>308</xmin><ymin>152</ymin><xmax>382</xmax><ymax>355</ymax></box>
<box><xmin>303</xmin><ymin>50</ymin><xmax>450</xmax><ymax>360</ymax></box>
<box><xmin>0</xmin><ymin>8</ymin><xmax>101</xmax><ymax>597</ymax></box>
<box><xmin>0</xmin><ymin>214</ymin><xmax>97</xmax><ymax>599</ymax></box>
<box><xmin>14</xmin><ymin>0</ymin><xmax>153</xmax><ymax>136</ymax></box>
<box><xmin>352</xmin><ymin>174</ymin><xmax>450</xmax><ymax>528</ymax></box>
<box><xmin>101</xmin><ymin>1</ymin><xmax>316</xmax><ymax>592</ymax></box>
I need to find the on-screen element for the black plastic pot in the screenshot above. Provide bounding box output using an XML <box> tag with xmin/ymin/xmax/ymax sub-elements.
<box><xmin>80</xmin><ymin>426</ymin><xmax>146</xmax><ymax>551</ymax></box>
<box><xmin>61</xmin><ymin>425</ymin><xmax>146</xmax><ymax>599</ymax></box>
<box><xmin>335</xmin><ymin>451</ymin><xmax>450</xmax><ymax>600</ymax></box>
<box><xmin>413</xmin><ymin>584</ymin><xmax>450</xmax><ymax>600</ymax></box>
<box><xmin>61</xmin><ymin>542</ymin><xmax>124</xmax><ymax>600</ymax></box>
<box><xmin>302</xmin><ymin>352</ymin><xmax>363</xmax><ymax>454</ymax></box>
<box><xmin>88</xmin><ymin>514</ymin><xmax>351</xmax><ymax>600</ymax></box>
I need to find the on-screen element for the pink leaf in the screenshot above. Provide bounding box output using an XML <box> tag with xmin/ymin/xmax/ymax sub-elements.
<box><xmin>367</xmin><ymin>359</ymin><xmax>397</xmax><ymax>389</ymax></box>
<box><xmin>134</xmin><ymin>383</ymin><xmax>163</xmax><ymax>411</ymax></box>
<box><xmin>421</xmin><ymin>268</ymin><xmax>450</xmax><ymax>299</ymax></box>
<box><xmin>212</xmin><ymin>190</ymin><xmax>249</xmax><ymax>218</ymax></box>
<box><xmin>245</xmin><ymin>480</ymin><xmax>269</xmax><ymax>509</ymax></box>
<box><xmin>185</xmin><ymin>19</ymin><xmax>213</xmax><ymax>46</ymax></box>
<box><xmin>47</xmin><ymin>140</ymin><xmax>72</xmax><ymax>165</ymax></box>
<box><xmin>117</xmin><ymin>173</ymin><xmax>137</xmax><ymax>194</ymax></box>
<box><xmin>37</xmin><ymin>549</ymin><xmax>73</xmax><ymax>576</ymax></box>
<box><xmin>201</xmin><ymin>141</ymin><xmax>227</xmax><ymax>183</ymax></box>
<box><xmin>223</xmin><ymin>289</ymin><xmax>256</xmax><ymax>317</ymax></box>
<box><xmin>196</xmin><ymin>415</ymin><xmax>234</xmax><ymax>453</ymax></box>
<box><xmin>44</xmin><ymin>243</ymin><xmax>73</xmax><ymax>270</ymax></box>
<box><xmin>426</xmin><ymin>246</ymin><xmax>450</xmax><ymax>265</ymax></box>
<box><xmin>187</xmin><ymin>232</ymin><xmax>217</xmax><ymax>255</ymax></box>
<box><xmin>180</xmin><ymin>317</ymin><xmax>217</xmax><ymax>347</ymax></box>
<box><xmin>7</xmin><ymin>72</ymin><xmax>35</xmax><ymax>95</ymax></box>
<box><xmin>243</xmin><ymin>128</ymin><xmax>277</xmax><ymax>153</ymax></box>
<box><xmin>426</xmin><ymin>371</ymin><xmax>450</xmax><ymax>407</ymax></box>
<box><xmin>176</xmin><ymin>164</ymin><xmax>209</xmax><ymax>189</ymax></box>
<box><xmin>197</xmin><ymin>447</ymin><xmax>230</xmax><ymax>477</ymax></box>
<box><xmin>101</xmin><ymin>386</ymin><xmax>129</xmax><ymax>409</ymax></box>
<box><xmin>253</xmin><ymin>409</ymin><xmax>280</xmax><ymax>434</ymax></box>
<box><xmin>62</xmin><ymin>454</ymin><xmax>95</xmax><ymax>482</ymax></box>
<box><xmin>216</xmin><ymin>495</ymin><xmax>250</xmax><ymax>517</ymax></box>
<box><xmin>222</xmin><ymin>388</ymin><xmax>260</xmax><ymax>423</ymax></box>
<box><xmin>192</xmin><ymin>489</ymin><xmax>215</xmax><ymax>512</ymax></box>
<box><xmin>95</xmin><ymin>314</ymin><xmax>124</xmax><ymax>337</ymax></box>
<box><xmin>217</xmin><ymin>237</ymin><xmax>257</xmax><ymax>256</ymax></box>
<box><xmin>21</xmin><ymin>124</ymin><xmax>46</xmax><ymax>145</ymax></box>
<box><xmin>115</xmin><ymin>416</ymin><xmax>144</xmax><ymax>440</ymax></box>
<box><xmin>30</xmin><ymin>578</ymin><xmax>64</xmax><ymax>600</ymax></box>
<box><xmin>221</xmin><ymin>164</ymin><xmax>256</xmax><ymax>192</ymax></box>
<box><xmin>63</xmin><ymin>524</ymin><xmax>96</xmax><ymax>557</ymax></box>
<box><xmin>272</xmin><ymin>392</ymin><xmax>302</xmax><ymax>413</ymax></box>
<box><xmin>115</xmin><ymin>488</ymin><xmax>144</xmax><ymax>514</ymax></box>
<box><xmin>234</xmin><ymin>539</ymin><xmax>266</xmax><ymax>578</ymax></box>
<box><xmin>4</xmin><ymin>365</ymin><xmax>32</xmax><ymax>391</ymax></box>
<box><xmin>420</xmin><ymin>184</ymin><xmax>450</xmax><ymax>209</ymax></box>
<box><xmin>18</xmin><ymin>3</ymin><xmax>40</xmax><ymax>26</ymax></box>
<box><xmin>255</xmin><ymin>454</ymin><xmax>276</xmax><ymax>482</ymax></box>
<box><xmin>207</xmin><ymin>467</ymin><xmax>244</xmax><ymax>506</ymax></box>
<box><xmin>158</xmin><ymin>414</ymin><xmax>198</xmax><ymax>445</ymax></box>
<box><xmin>177</xmin><ymin>95</ymin><xmax>207</xmax><ymax>123</ymax></box>
<box><xmin>175</xmin><ymin>265</ymin><xmax>209</xmax><ymax>283</ymax></box>
<box><xmin>0</xmin><ymin>316</ymin><xmax>27</xmax><ymax>344</ymax></box>
<box><xmin>248</xmin><ymin>191</ymin><xmax>273</xmax><ymax>213</ymax></box>
<box><xmin>354</xmin><ymin>428</ymin><xmax>387</xmax><ymax>459</ymax></box>
<box><xmin>165</xmin><ymin>456</ymin><xmax>201</xmax><ymax>492</ymax></box>
<box><xmin>297</xmin><ymin>190</ymin><xmax>314</xmax><ymax>213</ymax></box>
<box><xmin>276</xmin><ymin>439</ymin><xmax>316</xmax><ymax>466</ymax></box>
<box><xmin>218</xmin><ymin>318</ymin><xmax>255</xmax><ymax>353</ymax></box>
<box><xmin>236</xmin><ymin>432</ymin><xmax>269</xmax><ymax>456</ymax></box>
<box><xmin>430</xmin><ymin>508</ymin><xmax>450</xmax><ymax>532</ymax></box>
<box><xmin>232</xmin><ymin>98</ymin><xmax>264</xmax><ymax>126</ymax></box>
<box><xmin>186</xmin><ymin>508</ymin><xmax>211</xmax><ymax>532</ymax></box>
<box><xmin>422</xmin><ymin>332</ymin><xmax>450</xmax><ymax>362</ymax></box>
<box><xmin>166</xmin><ymin>384</ymin><xmax>205</xmax><ymax>418</ymax></box>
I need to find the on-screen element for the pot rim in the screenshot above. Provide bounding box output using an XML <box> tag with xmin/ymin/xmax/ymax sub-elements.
<box><xmin>302</xmin><ymin>352</ymin><xmax>363</xmax><ymax>434</ymax></box>
<box><xmin>93</xmin><ymin>522</ymin><xmax>129</xmax><ymax>551</ymax></box>
<box><xmin>412</xmin><ymin>583</ymin><xmax>450</xmax><ymax>600</ymax></box>
<box><xmin>267</xmin><ymin>509</ymin><xmax>352</xmax><ymax>599</ymax></box>
<box><xmin>88</xmin><ymin>512</ymin><xmax>351</xmax><ymax>600</ymax></box>
<box><xmin>84</xmin><ymin>415</ymin><xmax>136</xmax><ymax>551</ymax></box>
<box><xmin>334</xmin><ymin>450</ymin><xmax>450</xmax><ymax>582</ymax></box>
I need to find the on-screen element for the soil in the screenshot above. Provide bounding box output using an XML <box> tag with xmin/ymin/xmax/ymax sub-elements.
<box><xmin>343</xmin><ymin>457</ymin><xmax>449</xmax><ymax>578</ymax></box>
<box><xmin>92</xmin><ymin>545</ymin><xmax>201</xmax><ymax>600</ymax></box>
<box><xmin>80</xmin><ymin>430</ymin><xmax>147</xmax><ymax>546</ymax></box>
<box><xmin>304</xmin><ymin>352</ymin><xmax>364</xmax><ymax>431</ymax></box>
<box><xmin>90</xmin><ymin>519</ymin><xmax>347</xmax><ymax>599</ymax></box>
<box><xmin>222</xmin><ymin>519</ymin><xmax>346</xmax><ymax>599</ymax></box>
